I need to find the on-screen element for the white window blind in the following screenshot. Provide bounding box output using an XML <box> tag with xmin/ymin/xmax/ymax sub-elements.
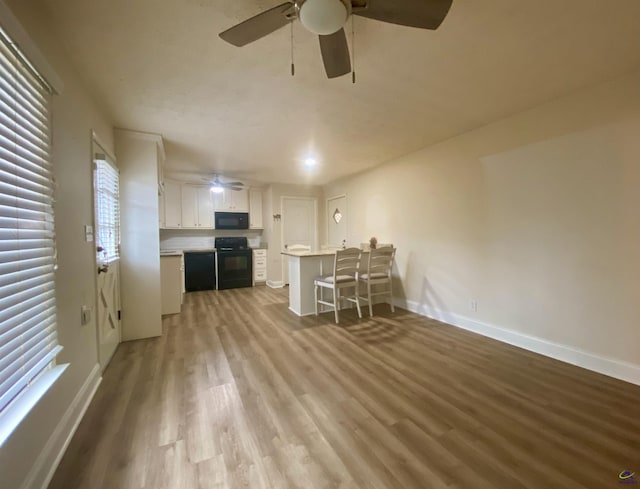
<box><xmin>94</xmin><ymin>157</ymin><xmax>119</xmax><ymax>263</ymax></box>
<box><xmin>0</xmin><ymin>28</ymin><xmax>61</xmax><ymax>415</ymax></box>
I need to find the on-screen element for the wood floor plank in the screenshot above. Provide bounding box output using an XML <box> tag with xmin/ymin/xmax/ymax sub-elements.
<box><xmin>47</xmin><ymin>287</ymin><xmax>640</xmax><ymax>489</ymax></box>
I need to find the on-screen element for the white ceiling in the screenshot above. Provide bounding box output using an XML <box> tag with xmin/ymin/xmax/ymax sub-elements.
<box><xmin>41</xmin><ymin>0</ymin><xmax>640</xmax><ymax>184</ymax></box>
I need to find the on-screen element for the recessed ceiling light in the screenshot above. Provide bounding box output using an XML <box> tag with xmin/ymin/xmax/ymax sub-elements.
<box><xmin>304</xmin><ymin>157</ymin><xmax>317</xmax><ymax>167</ymax></box>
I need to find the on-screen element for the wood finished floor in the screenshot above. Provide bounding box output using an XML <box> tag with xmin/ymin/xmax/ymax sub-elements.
<box><xmin>49</xmin><ymin>286</ymin><xmax>640</xmax><ymax>489</ymax></box>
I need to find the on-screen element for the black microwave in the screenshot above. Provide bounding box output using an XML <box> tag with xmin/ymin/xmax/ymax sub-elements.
<box><xmin>215</xmin><ymin>211</ymin><xmax>249</xmax><ymax>230</ymax></box>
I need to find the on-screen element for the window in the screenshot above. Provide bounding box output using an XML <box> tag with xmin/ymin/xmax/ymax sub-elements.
<box><xmin>0</xmin><ymin>25</ymin><xmax>61</xmax><ymax>419</ymax></box>
<box><xmin>94</xmin><ymin>154</ymin><xmax>120</xmax><ymax>264</ymax></box>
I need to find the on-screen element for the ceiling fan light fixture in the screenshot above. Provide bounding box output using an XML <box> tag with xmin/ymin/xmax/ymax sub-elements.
<box><xmin>299</xmin><ymin>0</ymin><xmax>348</xmax><ymax>35</ymax></box>
<box><xmin>210</xmin><ymin>185</ymin><xmax>224</xmax><ymax>193</ymax></box>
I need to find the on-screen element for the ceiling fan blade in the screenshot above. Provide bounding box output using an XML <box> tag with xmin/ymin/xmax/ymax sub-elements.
<box><xmin>353</xmin><ymin>0</ymin><xmax>453</xmax><ymax>30</ymax></box>
<box><xmin>225</xmin><ymin>181</ymin><xmax>244</xmax><ymax>187</ymax></box>
<box><xmin>219</xmin><ymin>2</ymin><xmax>294</xmax><ymax>47</ymax></box>
<box><xmin>227</xmin><ymin>187</ymin><xmax>243</xmax><ymax>191</ymax></box>
<box><xmin>318</xmin><ymin>29</ymin><xmax>351</xmax><ymax>79</ymax></box>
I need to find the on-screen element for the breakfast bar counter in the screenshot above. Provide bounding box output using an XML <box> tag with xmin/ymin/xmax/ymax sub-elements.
<box><xmin>282</xmin><ymin>249</ymin><xmax>368</xmax><ymax>316</ymax></box>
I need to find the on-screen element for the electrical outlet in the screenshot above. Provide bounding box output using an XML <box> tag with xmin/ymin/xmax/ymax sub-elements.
<box><xmin>470</xmin><ymin>300</ymin><xmax>478</xmax><ymax>312</ymax></box>
<box><xmin>81</xmin><ymin>305</ymin><xmax>91</xmax><ymax>326</ymax></box>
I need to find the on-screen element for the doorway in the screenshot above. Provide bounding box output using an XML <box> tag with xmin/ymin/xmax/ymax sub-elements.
<box><xmin>281</xmin><ymin>196</ymin><xmax>317</xmax><ymax>285</ymax></box>
<box><xmin>326</xmin><ymin>194</ymin><xmax>347</xmax><ymax>247</ymax></box>
<box><xmin>92</xmin><ymin>136</ymin><xmax>122</xmax><ymax>371</ymax></box>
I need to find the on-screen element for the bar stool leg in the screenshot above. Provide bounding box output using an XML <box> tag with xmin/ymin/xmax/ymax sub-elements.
<box><xmin>367</xmin><ymin>281</ymin><xmax>373</xmax><ymax>316</ymax></box>
<box><xmin>333</xmin><ymin>287</ymin><xmax>339</xmax><ymax>324</ymax></box>
<box><xmin>355</xmin><ymin>283</ymin><xmax>362</xmax><ymax>319</ymax></box>
<box><xmin>314</xmin><ymin>283</ymin><xmax>318</xmax><ymax>316</ymax></box>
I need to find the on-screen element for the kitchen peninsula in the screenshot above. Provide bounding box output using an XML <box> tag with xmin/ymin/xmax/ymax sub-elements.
<box><xmin>282</xmin><ymin>249</ymin><xmax>338</xmax><ymax>316</ymax></box>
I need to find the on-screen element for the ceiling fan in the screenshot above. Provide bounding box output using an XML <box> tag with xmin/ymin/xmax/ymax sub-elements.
<box><xmin>205</xmin><ymin>175</ymin><xmax>245</xmax><ymax>193</ymax></box>
<box><xmin>219</xmin><ymin>0</ymin><xmax>453</xmax><ymax>79</ymax></box>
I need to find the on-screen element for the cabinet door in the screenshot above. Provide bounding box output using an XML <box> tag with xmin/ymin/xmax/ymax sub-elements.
<box><xmin>221</xmin><ymin>189</ymin><xmax>234</xmax><ymax>210</ymax></box>
<box><xmin>231</xmin><ymin>188</ymin><xmax>249</xmax><ymax>211</ymax></box>
<box><xmin>158</xmin><ymin>193</ymin><xmax>165</xmax><ymax>228</ymax></box>
<box><xmin>211</xmin><ymin>189</ymin><xmax>225</xmax><ymax>211</ymax></box>
<box><xmin>197</xmin><ymin>186</ymin><xmax>214</xmax><ymax>227</ymax></box>
<box><xmin>181</xmin><ymin>184</ymin><xmax>198</xmax><ymax>228</ymax></box>
<box><xmin>164</xmin><ymin>180</ymin><xmax>182</xmax><ymax>228</ymax></box>
<box><xmin>249</xmin><ymin>188</ymin><xmax>263</xmax><ymax>229</ymax></box>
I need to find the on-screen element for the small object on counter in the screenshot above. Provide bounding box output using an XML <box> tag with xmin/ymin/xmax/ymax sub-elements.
<box><xmin>369</xmin><ymin>236</ymin><xmax>378</xmax><ymax>250</ymax></box>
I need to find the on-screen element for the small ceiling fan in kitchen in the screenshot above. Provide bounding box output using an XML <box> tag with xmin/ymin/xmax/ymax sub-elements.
<box><xmin>219</xmin><ymin>0</ymin><xmax>453</xmax><ymax>79</ymax></box>
<box><xmin>204</xmin><ymin>175</ymin><xmax>245</xmax><ymax>193</ymax></box>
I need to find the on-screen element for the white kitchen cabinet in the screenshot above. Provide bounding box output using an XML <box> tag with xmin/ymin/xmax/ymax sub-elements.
<box><xmin>214</xmin><ymin>188</ymin><xmax>249</xmax><ymax>212</ymax></box>
<box><xmin>158</xmin><ymin>193</ymin><xmax>165</xmax><ymax>228</ymax></box>
<box><xmin>163</xmin><ymin>180</ymin><xmax>182</xmax><ymax>228</ymax></box>
<box><xmin>249</xmin><ymin>188</ymin><xmax>263</xmax><ymax>229</ymax></box>
<box><xmin>181</xmin><ymin>184</ymin><xmax>197</xmax><ymax>228</ymax></box>
<box><xmin>160</xmin><ymin>255</ymin><xmax>182</xmax><ymax>315</ymax></box>
<box><xmin>253</xmin><ymin>249</ymin><xmax>267</xmax><ymax>285</ymax></box>
<box><xmin>182</xmin><ymin>184</ymin><xmax>213</xmax><ymax>228</ymax></box>
<box><xmin>197</xmin><ymin>186</ymin><xmax>214</xmax><ymax>227</ymax></box>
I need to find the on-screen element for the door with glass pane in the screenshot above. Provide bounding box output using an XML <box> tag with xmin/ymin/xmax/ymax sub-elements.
<box><xmin>93</xmin><ymin>141</ymin><xmax>121</xmax><ymax>371</ymax></box>
<box><xmin>327</xmin><ymin>195</ymin><xmax>347</xmax><ymax>247</ymax></box>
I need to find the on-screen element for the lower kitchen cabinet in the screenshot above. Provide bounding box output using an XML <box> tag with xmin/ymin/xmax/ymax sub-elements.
<box><xmin>160</xmin><ymin>255</ymin><xmax>182</xmax><ymax>315</ymax></box>
<box><xmin>253</xmin><ymin>248</ymin><xmax>267</xmax><ymax>285</ymax></box>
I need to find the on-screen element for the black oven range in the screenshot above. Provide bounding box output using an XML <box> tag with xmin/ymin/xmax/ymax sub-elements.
<box><xmin>215</xmin><ymin>237</ymin><xmax>253</xmax><ymax>290</ymax></box>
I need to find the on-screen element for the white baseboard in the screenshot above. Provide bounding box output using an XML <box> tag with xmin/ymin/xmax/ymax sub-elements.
<box><xmin>267</xmin><ymin>280</ymin><xmax>284</xmax><ymax>288</ymax></box>
<box><xmin>395</xmin><ymin>298</ymin><xmax>640</xmax><ymax>386</ymax></box>
<box><xmin>21</xmin><ymin>363</ymin><xmax>102</xmax><ymax>489</ymax></box>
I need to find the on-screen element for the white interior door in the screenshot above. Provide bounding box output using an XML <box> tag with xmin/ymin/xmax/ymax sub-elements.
<box><xmin>327</xmin><ymin>195</ymin><xmax>347</xmax><ymax>247</ymax></box>
<box><xmin>282</xmin><ymin>197</ymin><xmax>317</xmax><ymax>285</ymax></box>
<box><xmin>93</xmin><ymin>140</ymin><xmax>122</xmax><ymax>371</ymax></box>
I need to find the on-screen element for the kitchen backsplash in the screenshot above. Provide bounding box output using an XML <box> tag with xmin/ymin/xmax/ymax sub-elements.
<box><xmin>160</xmin><ymin>229</ymin><xmax>264</xmax><ymax>251</ymax></box>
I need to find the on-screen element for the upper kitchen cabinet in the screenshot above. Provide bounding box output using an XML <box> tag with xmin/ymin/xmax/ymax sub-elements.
<box><xmin>163</xmin><ymin>180</ymin><xmax>182</xmax><ymax>228</ymax></box>
<box><xmin>182</xmin><ymin>184</ymin><xmax>213</xmax><ymax>228</ymax></box>
<box><xmin>249</xmin><ymin>188</ymin><xmax>263</xmax><ymax>229</ymax></box>
<box><xmin>214</xmin><ymin>188</ymin><xmax>249</xmax><ymax>212</ymax></box>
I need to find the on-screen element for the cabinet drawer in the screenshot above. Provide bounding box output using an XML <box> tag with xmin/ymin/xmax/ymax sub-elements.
<box><xmin>253</xmin><ymin>249</ymin><xmax>267</xmax><ymax>258</ymax></box>
<box><xmin>254</xmin><ymin>257</ymin><xmax>267</xmax><ymax>268</ymax></box>
<box><xmin>254</xmin><ymin>269</ymin><xmax>267</xmax><ymax>281</ymax></box>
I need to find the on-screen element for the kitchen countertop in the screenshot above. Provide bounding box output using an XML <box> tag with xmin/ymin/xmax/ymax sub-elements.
<box><xmin>282</xmin><ymin>250</ymin><xmax>338</xmax><ymax>257</ymax></box>
<box><xmin>160</xmin><ymin>251</ymin><xmax>183</xmax><ymax>257</ymax></box>
<box><xmin>282</xmin><ymin>249</ymin><xmax>370</xmax><ymax>257</ymax></box>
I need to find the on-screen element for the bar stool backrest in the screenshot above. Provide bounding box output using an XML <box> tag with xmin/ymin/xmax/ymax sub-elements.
<box><xmin>333</xmin><ymin>247</ymin><xmax>362</xmax><ymax>279</ymax></box>
<box><xmin>367</xmin><ymin>247</ymin><xmax>396</xmax><ymax>278</ymax></box>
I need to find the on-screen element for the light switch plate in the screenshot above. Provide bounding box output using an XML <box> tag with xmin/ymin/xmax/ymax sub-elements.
<box><xmin>85</xmin><ymin>225</ymin><xmax>93</xmax><ymax>242</ymax></box>
<box><xmin>81</xmin><ymin>305</ymin><xmax>91</xmax><ymax>325</ymax></box>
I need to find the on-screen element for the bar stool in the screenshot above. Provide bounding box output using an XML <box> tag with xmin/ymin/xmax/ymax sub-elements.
<box><xmin>359</xmin><ymin>247</ymin><xmax>396</xmax><ymax>316</ymax></box>
<box><xmin>314</xmin><ymin>247</ymin><xmax>362</xmax><ymax>324</ymax></box>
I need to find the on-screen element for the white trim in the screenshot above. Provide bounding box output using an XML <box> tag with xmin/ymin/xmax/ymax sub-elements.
<box><xmin>0</xmin><ymin>1</ymin><xmax>63</xmax><ymax>94</ymax></box>
<box><xmin>0</xmin><ymin>363</ymin><xmax>67</xmax><ymax>447</ymax></box>
<box><xmin>91</xmin><ymin>130</ymin><xmax>116</xmax><ymax>164</ymax></box>
<box><xmin>20</xmin><ymin>364</ymin><xmax>102</xmax><ymax>489</ymax></box>
<box><xmin>289</xmin><ymin>306</ymin><xmax>316</xmax><ymax>317</ymax></box>
<box><xmin>267</xmin><ymin>280</ymin><xmax>284</xmax><ymax>289</ymax></box>
<box><xmin>113</xmin><ymin>128</ymin><xmax>165</xmax><ymax>159</ymax></box>
<box><xmin>395</xmin><ymin>298</ymin><xmax>640</xmax><ymax>386</ymax></box>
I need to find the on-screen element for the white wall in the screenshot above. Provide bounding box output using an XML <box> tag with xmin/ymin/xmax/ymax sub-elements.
<box><xmin>0</xmin><ymin>1</ymin><xmax>114</xmax><ymax>488</ymax></box>
<box><xmin>324</xmin><ymin>71</ymin><xmax>640</xmax><ymax>383</ymax></box>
